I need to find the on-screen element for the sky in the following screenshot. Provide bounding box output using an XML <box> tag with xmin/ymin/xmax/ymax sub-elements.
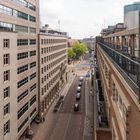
<box><xmin>40</xmin><ymin>0</ymin><xmax>137</xmax><ymax>39</ymax></box>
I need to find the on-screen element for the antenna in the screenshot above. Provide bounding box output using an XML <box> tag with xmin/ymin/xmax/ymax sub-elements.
<box><xmin>58</xmin><ymin>20</ymin><xmax>60</xmax><ymax>31</ymax></box>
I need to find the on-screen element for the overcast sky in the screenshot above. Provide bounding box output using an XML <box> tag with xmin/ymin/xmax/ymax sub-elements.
<box><xmin>40</xmin><ymin>0</ymin><xmax>137</xmax><ymax>39</ymax></box>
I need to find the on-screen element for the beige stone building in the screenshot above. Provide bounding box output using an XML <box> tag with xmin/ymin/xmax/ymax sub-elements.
<box><xmin>38</xmin><ymin>26</ymin><xmax>67</xmax><ymax>119</ymax></box>
<box><xmin>95</xmin><ymin>27</ymin><xmax>140</xmax><ymax>140</ymax></box>
<box><xmin>0</xmin><ymin>0</ymin><xmax>39</xmax><ymax>139</ymax></box>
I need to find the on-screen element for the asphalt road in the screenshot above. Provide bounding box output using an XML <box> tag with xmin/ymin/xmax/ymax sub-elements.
<box><xmin>45</xmin><ymin>76</ymin><xmax>85</xmax><ymax>140</ymax></box>
<box><xmin>44</xmin><ymin>53</ymin><xmax>94</xmax><ymax>140</ymax></box>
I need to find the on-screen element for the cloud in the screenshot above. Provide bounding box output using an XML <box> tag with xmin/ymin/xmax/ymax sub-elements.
<box><xmin>40</xmin><ymin>0</ymin><xmax>137</xmax><ymax>39</ymax></box>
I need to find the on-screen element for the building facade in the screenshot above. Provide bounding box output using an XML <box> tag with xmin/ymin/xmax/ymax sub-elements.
<box><xmin>124</xmin><ymin>2</ymin><xmax>140</xmax><ymax>29</ymax></box>
<box><xmin>38</xmin><ymin>29</ymin><xmax>67</xmax><ymax>120</ymax></box>
<box><xmin>0</xmin><ymin>0</ymin><xmax>39</xmax><ymax>139</ymax></box>
<box><xmin>95</xmin><ymin>26</ymin><xmax>140</xmax><ymax>140</ymax></box>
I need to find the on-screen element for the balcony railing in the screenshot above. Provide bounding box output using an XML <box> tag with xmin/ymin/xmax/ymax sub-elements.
<box><xmin>98</xmin><ymin>42</ymin><xmax>139</xmax><ymax>90</ymax></box>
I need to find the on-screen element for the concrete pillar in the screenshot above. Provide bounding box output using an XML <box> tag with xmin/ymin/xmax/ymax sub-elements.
<box><xmin>129</xmin><ymin>35</ymin><xmax>135</xmax><ymax>57</ymax></box>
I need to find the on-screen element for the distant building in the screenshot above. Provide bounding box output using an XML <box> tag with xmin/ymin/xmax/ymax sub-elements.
<box><xmin>124</xmin><ymin>2</ymin><xmax>140</xmax><ymax>29</ymax></box>
<box><xmin>67</xmin><ymin>38</ymin><xmax>79</xmax><ymax>47</ymax></box>
<box><xmin>83</xmin><ymin>37</ymin><xmax>95</xmax><ymax>50</ymax></box>
<box><xmin>100</xmin><ymin>23</ymin><xmax>126</xmax><ymax>36</ymax></box>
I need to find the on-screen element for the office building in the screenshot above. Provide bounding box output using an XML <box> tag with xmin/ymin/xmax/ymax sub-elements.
<box><xmin>95</xmin><ymin>26</ymin><xmax>140</xmax><ymax>140</ymax></box>
<box><xmin>0</xmin><ymin>0</ymin><xmax>39</xmax><ymax>139</ymax></box>
<box><xmin>38</xmin><ymin>25</ymin><xmax>67</xmax><ymax>120</ymax></box>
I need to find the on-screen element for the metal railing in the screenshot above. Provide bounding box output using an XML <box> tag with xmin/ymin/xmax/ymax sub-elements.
<box><xmin>98</xmin><ymin>42</ymin><xmax>139</xmax><ymax>87</ymax></box>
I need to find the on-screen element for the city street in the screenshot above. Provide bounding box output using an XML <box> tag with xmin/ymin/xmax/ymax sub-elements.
<box><xmin>46</xmin><ymin>76</ymin><xmax>85</xmax><ymax>140</ymax></box>
<box><xmin>31</xmin><ymin>54</ymin><xmax>94</xmax><ymax>140</ymax></box>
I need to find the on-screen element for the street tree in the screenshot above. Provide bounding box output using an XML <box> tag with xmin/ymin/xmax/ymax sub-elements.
<box><xmin>68</xmin><ymin>48</ymin><xmax>76</xmax><ymax>59</ymax></box>
<box><xmin>72</xmin><ymin>43</ymin><xmax>88</xmax><ymax>59</ymax></box>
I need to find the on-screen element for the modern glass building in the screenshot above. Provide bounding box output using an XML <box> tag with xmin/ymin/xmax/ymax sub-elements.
<box><xmin>124</xmin><ymin>2</ymin><xmax>140</xmax><ymax>29</ymax></box>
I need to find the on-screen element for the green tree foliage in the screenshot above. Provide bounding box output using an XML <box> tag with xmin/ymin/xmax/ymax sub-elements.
<box><xmin>72</xmin><ymin>43</ymin><xmax>88</xmax><ymax>59</ymax></box>
<box><xmin>68</xmin><ymin>48</ymin><xmax>76</xmax><ymax>58</ymax></box>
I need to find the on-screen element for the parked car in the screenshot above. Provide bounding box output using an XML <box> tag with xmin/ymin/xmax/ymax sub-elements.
<box><xmin>77</xmin><ymin>86</ymin><xmax>81</xmax><ymax>92</ymax></box>
<box><xmin>76</xmin><ymin>93</ymin><xmax>81</xmax><ymax>100</ymax></box>
<box><xmin>79</xmin><ymin>81</ymin><xmax>82</xmax><ymax>86</ymax></box>
<box><xmin>79</xmin><ymin>76</ymin><xmax>83</xmax><ymax>81</ymax></box>
<box><xmin>74</xmin><ymin>102</ymin><xmax>79</xmax><ymax>111</ymax></box>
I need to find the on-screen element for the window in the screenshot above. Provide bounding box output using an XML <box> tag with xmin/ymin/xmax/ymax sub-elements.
<box><xmin>3</xmin><ymin>54</ymin><xmax>10</xmax><ymax>65</ymax></box>
<box><xmin>4</xmin><ymin>87</ymin><xmax>10</xmax><ymax>99</ymax></box>
<box><xmin>30</xmin><ymin>72</ymin><xmax>36</xmax><ymax>80</ymax></box>
<box><xmin>4</xmin><ymin>120</ymin><xmax>10</xmax><ymax>135</ymax></box>
<box><xmin>30</xmin><ymin>83</ymin><xmax>36</xmax><ymax>92</ymax></box>
<box><xmin>4</xmin><ymin>70</ymin><xmax>10</xmax><ymax>82</ymax></box>
<box><xmin>4</xmin><ymin>103</ymin><xmax>10</xmax><ymax>115</ymax></box>
<box><xmin>13</xmin><ymin>0</ymin><xmax>28</xmax><ymax>7</ymax></box>
<box><xmin>17</xmin><ymin>39</ymin><xmax>28</xmax><ymax>46</ymax></box>
<box><xmin>30</xmin><ymin>50</ymin><xmax>36</xmax><ymax>56</ymax></box>
<box><xmin>17</xmin><ymin>52</ymin><xmax>28</xmax><ymax>60</ymax></box>
<box><xmin>28</xmin><ymin>3</ymin><xmax>36</xmax><ymax>11</ymax></box>
<box><xmin>17</xmin><ymin>77</ymin><xmax>28</xmax><ymax>88</ymax></box>
<box><xmin>17</xmin><ymin>64</ymin><xmax>28</xmax><ymax>74</ymax></box>
<box><xmin>18</xmin><ymin>117</ymin><xmax>28</xmax><ymax>132</ymax></box>
<box><xmin>17</xmin><ymin>90</ymin><xmax>28</xmax><ymax>102</ymax></box>
<box><xmin>30</xmin><ymin>95</ymin><xmax>36</xmax><ymax>106</ymax></box>
<box><xmin>30</xmin><ymin>108</ymin><xmax>36</xmax><ymax>117</ymax></box>
<box><xmin>13</xmin><ymin>10</ymin><xmax>28</xmax><ymax>20</ymax></box>
<box><xmin>29</xmin><ymin>27</ymin><xmax>36</xmax><ymax>33</ymax></box>
<box><xmin>0</xmin><ymin>22</ymin><xmax>13</xmax><ymax>31</ymax></box>
<box><xmin>15</xmin><ymin>25</ymin><xmax>28</xmax><ymax>33</ymax></box>
<box><xmin>0</xmin><ymin>5</ymin><xmax>12</xmax><ymax>16</ymax></box>
<box><xmin>17</xmin><ymin>102</ymin><xmax>28</xmax><ymax>119</ymax></box>
<box><xmin>30</xmin><ymin>62</ymin><xmax>36</xmax><ymax>68</ymax></box>
<box><xmin>30</xmin><ymin>39</ymin><xmax>36</xmax><ymax>45</ymax></box>
<box><xmin>3</xmin><ymin>39</ymin><xmax>10</xmax><ymax>48</ymax></box>
<box><xmin>29</xmin><ymin>15</ymin><xmax>36</xmax><ymax>22</ymax></box>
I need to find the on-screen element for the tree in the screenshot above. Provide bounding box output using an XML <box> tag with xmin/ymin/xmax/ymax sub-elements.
<box><xmin>72</xmin><ymin>43</ymin><xmax>88</xmax><ymax>59</ymax></box>
<box><xmin>68</xmin><ymin>48</ymin><xmax>76</xmax><ymax>59</ymax></box>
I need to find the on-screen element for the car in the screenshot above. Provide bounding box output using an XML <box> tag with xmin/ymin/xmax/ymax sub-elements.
<box><xmin>77</xmin><ymin>86</ymin><xmax>81</xmax><ymax>92</ymax></box>
<box><xmin>76</xmin><ymin>93</ymin><xmax>81</xmax><ymax>100</ymax></box>
<box><xmin>79</xmin><ymin>82</ymin><xmax>82</xmax><ymax>86</ymax></box>
<box><xmin>79</xmin><ymin>76</ymin><xmax>83</xmax><ymax>81</ymax></box>
<box><xmin>74</xmin><ymin>102</ymin><xmax>79</xmax><ymax>111</ymax></box>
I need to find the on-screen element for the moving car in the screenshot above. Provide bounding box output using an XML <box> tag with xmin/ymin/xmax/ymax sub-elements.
<box><xmin>74</xmin><ymin>102</ymin><xmax>79</xmax><ymax>111</ymax></box>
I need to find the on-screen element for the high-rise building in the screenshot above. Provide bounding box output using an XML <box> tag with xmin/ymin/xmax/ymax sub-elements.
<box><xmin>38</xmin><ymin>25</ymin><xmax>67</xmax><ymax>119</ymax></box>
<box><xmin>124</xmin><ymin>2</ymin><xmax>140</xmax><ymax>29</ymax></box>
<box><xmin>0</xmin><ymin>0</ymin><xmax>39</xmax><ymax>139</ymax></box>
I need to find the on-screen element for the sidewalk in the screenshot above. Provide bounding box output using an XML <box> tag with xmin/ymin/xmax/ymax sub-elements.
<box><xmin>23</xmin><ymin>73</ymin><xmax>75</xmax><ymax>140</ymax></box>
<box><xmin>83</xmin><ymin>77</ymin><xmax>94</xmax><ymax>140</ymax></box>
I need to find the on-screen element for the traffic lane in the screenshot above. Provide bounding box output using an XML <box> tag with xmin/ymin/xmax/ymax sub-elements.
<box><xmin>60</xmin><ymin>78</ymin><xmax>85</xmax><ymax>140</ymax></box>
<box><xmin>48</xmin><ymin>114</ymin><xmax>71</xmax><ymax>140</ymax></box>
<box><xmin>59</xmin><ymin>77</ymin><xmax>79</xmax><ymax>113</ymax></box>
<box><xmin>48</xmin><ymin>77</ymin><xmax>81</xmax><ymax>140</ymax></box>
<box><xmin>63</xmin><ymin>114</ymin><xmax>84</xmax><ymax>140</ymax></box>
